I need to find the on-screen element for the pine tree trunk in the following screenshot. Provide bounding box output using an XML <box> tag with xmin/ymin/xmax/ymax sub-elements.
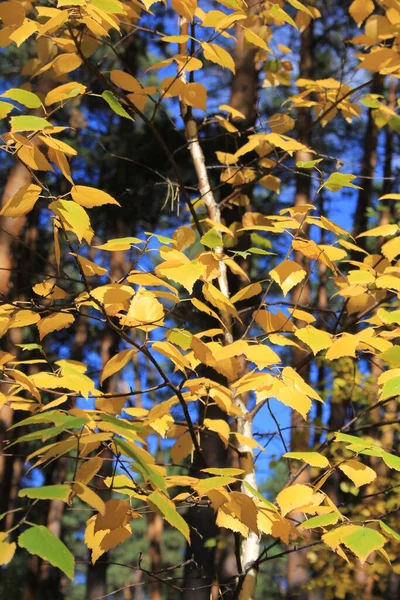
<box><xmin>287</xmin><ymin>15</ymin><xmax>316</xmax><ymax>600</ymax></box>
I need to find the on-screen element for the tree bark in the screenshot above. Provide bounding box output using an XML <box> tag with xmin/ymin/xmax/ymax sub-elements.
<box><xmin>287</xmin><ymin>15</ymin><xmax>316</xmax><ymax>600</ymax></box>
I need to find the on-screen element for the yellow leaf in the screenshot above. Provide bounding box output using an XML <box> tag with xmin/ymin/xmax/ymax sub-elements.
<box><xmin>349</xmin><ymin>0</ymin><xmax>375</xmax><ymax>26</ymax></box>
<box><xmin>152</xmin><ymin>341</ymin><xmax>191</xmax><ymax>372</ymax></box>
<box><xmin>202</xmin><ymin>42</ymin><xmax>235</xmax><ymax>73</ymax></box>
<box><xmin>0</xmin><ymin>2</ymin><xmax>25</xmax><ymax>27</ymax></box>
<box><xmin>338</xmin><ymin>459</ymin><xmax>377</xmax><ymax>488</ymax></box>
<box><xmin>100</xmin><ymin>348</ymin><xmax>136</xmax><ymax>384</ymax></box>
<box><xmin>295</xmin><ymin>325</ymin><xmax>332</xmax><ymax>355</ymax></box>
<box><xmin>40</xmin><ymin>135</ymin><xmax>77</xmax><ymax>157</ymax></box>
<box><xmin>37</xmin><ymin>312</ymin><xmax>75</xmax><ymax>340</ymax></box>
<box><xmin>202</xmin><ymin>282</ymin><xmax>240</xmax><ymax>320</ymax></box>
<box><xmin>71</xmin><ymin>254</ymin><xmax>108</xmax><ymax>277</ymax></box>
<box><xmin>170</xmin><ymin>432</ymin><xmax>194</xmax><ymax>463</ymax></box>
<box><xmin>0</xmin><ymin>183</ymin><xmax>41</xmax><ymax>218</ymax></box>
<box><xmin>358</xmin><ymin>224</ymin><xmax>398</xmax><ymax>238</ymax></box>
<box><xmin>0</xmin><ymin>534</ymin><xmax>16</xmax><ymax>566</ymax></box>
<box><xmin>9</xmin><ymin>19</ymin><xmax>39</xmax><ymax>47</ymax></box>
<box><xmin>270</xmin><ymin>260</ymin><xmax>307</xmax><ymax>296</ymax></box>
<box><xmin>9</xmin><ymin>369</ymin><xmax>40</xmax><ymax>402</ymax></box>
<box><xmin>95</xmin><ymin>396</ymin><xmax>126</xmax><ymax>414</ymax></box>
<box><xmin>325</xmin><ymin>333</ymin><xmax>359</xmax><ymax>361</ymax></box>
<box><xmin>37</xmin><ymin>11</ymin><xmax>68</xmax><ymax>38</ymax></box>
<box><xmin>382</xmin><ymin>237</ymin><xmax>400</xmax><ymax>262</ymax></box>
<box><xmin>17</xmin><ymin>144</ymin><xmax>53</xmax><ymax>173</ymax></box>
<box><xmin>283</xmin><ymin>452</ymin><xmax>330</xmax><ymax>468</ymax></box>
<box><xmin>51</xmin><ymin>53</ymin><xmax>83</xmax><ymax>76</ymax></box>
<box><xmin>244</xmin><ymin>343</ymin><xmax>280</xmax><ymax>368</ymax></box>
<box><xmin>264</xmin><ymin>133</ymin><xmax>310</xmax><ymax>155</ymax></box>
<box><xmin>49</xmin><ymin>200</ymin><xmax>93</xmax><ymax>244</ymax></box>
<box><xmin>48</xmin><ymin>148</ymin><xmax>73</xmax><ymax>184</ymax></box>
<box><xmin>220</xmin><ymin>491</ymin><xmax>259</xmax><ymax>535</ymax></box>
<box><xmin>148</xmin><ymin>414</ymin><xmax>174</xmax><ymax>437</ymax></box>
<box><xmin>95</xmin><ymin>499</ymin><xmax>132</xmax><ymax>532</ymax></box>
<box><xmin>216</xmin><ymin>505</ymin><xmax>249</xmax><ymax>537</ymax></box>
<box><xmin>255</xmin><ymin>309</ymin><xmax>295</xmax><ymax>334</ymax></box>
<box><xmin>270</xmin><ymin>4</ymin><xmax>298</xmax><ymax>28</ymax></box>
<box><xmin>376</xmin><ymin>275</ymin><xmax>400</xmax><ymax>292</ymax></box>
<box><xmin>289</xmin><ymin>308</ymin><xmax>315</xmax><ymax>324</ymax></box>
<box><xmin>274</xmin><ymin>385</ymin><xmax>312</xmax><ymax>419</ymax></box>
<box><xmin>71</xmin><ymin>185</ymin><xmax>120</xmax><ymax>208</ymax></box>
<box><xmin>171</xmin><ymin>0</ymin><xmax>197</xmax><ymax>21</ymax></box>
<box><xmin>33</xmin><ymin>281</ymin><xmax>68</xmax><ymax>299</ymax></box>
<box><xmin>276</xmin><ymin>484</ymin><xmax>314</xmax><ymax>516</ymax></box>
<box><xmin>172</xmin><ymin>225</ymin><xmax>196</xmax><ymax>251</ymax></box>
<box><xmin>121</xmin><ymin>289</ymin><xmax>164</xmax><ymax>331</ymax></box>
<box><xmin>85</xmin><ymin>516</ymin><xmax>132</xmax><ymax>564</ymax></box>
<box><xmin>9</xmin><ymin>310</ymin><xmax>40</xmax><ymax>328</ymax></box>
<box><xmin>243</xmin><ymin>27</ymin><xmax>270</xmax><ymax>52</ymax></box>
<box><xmin>219</xmin><ymin>104</ymin><xmax>246</xmax><ymax>120</ymax></box>
<box><xmin>86</xmin><ymin>284</ymin><xmax>134</xmax><ymax>309</ymax></box>
<box><xmin>155</xmin><ymin>261</ymin><xmax>205</xmax><ymax>294</ymax></box>
<box><xmin>231</xmin><ymin>282</ymin><xmax>262</xmax><ymax>303</ymax></box>
<box><xmin>204</xmin><ymin>418</ymin><xmax>230</xmax><ymax>447</ymax></box>
<box><xmin>75</xmin><ymin>457</ymin><xmax>103</xmax><ymax>485</ymax></box>
<box><xmin>45</xmin><ymin>82</ymin><xmax>86</xmax><ymax>106</ymax></box>
<box><xmin>72</xmin><ymin>482</ymin><xmax>106</xmax><ymax>515</ymax></box>
<box><xmin>181</xmin><ymin>82</ymin><xmax>207</xmax><ymax>111</ymax></box>
<box><xmin>234</xmin><ymin>432</ymin><xmax>263</xmax><ymax>450</ymax></box>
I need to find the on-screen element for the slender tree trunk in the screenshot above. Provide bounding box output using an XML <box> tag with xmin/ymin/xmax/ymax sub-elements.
<box><xmin>229</xmin><ymin>0</ymin><xmax>260</xmax><ymax>131</ymax></box>
<box><xmin>287</xmin><ymin>15</ymin><xmax>316</xmax><ymax>600</ymax></box>
<box><xmin>86</xmin><ymin>235</ymin><xmax>128</xmax><ymax>600</ymax></box>
<box><xmin>352</xmin><ymin>74</ymin><xmax>384</xmax><ymax>243</ymax></box>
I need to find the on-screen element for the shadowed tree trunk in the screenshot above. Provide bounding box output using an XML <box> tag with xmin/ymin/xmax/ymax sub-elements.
<box><xmin>352</xmin><ymin>74</ymin><xmax>384</xmax><ymax>243</ymax></box>
<box><xmin>287</xmin><ymin>14</ymin><xmax>318</xmax><ymax>600</ymax></box>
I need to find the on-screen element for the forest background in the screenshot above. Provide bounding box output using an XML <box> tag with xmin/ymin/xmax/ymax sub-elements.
<box><xmin>0</xmin><ymin>1</ymin><xmax>399</xmax><ymax>599</ymax></box>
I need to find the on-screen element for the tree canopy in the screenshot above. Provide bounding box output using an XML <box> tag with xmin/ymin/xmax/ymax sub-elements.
<box><xmin>0</xmin><ymin>1</ymin><xmax>399</xmax><ymax>599</ymax></box>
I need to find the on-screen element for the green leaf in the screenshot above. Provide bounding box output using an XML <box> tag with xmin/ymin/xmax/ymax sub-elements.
<box><xmin>91</xmin><ymin>0</ymin><xmax>125</xmax><ymax>13</ymax></box>
<box><xmin>380</xmin><ymin>377</ymin><xmax>400</xmax><ymax>400</ymax></box>
<box><xmin>379</xmin><ymin>520</ymin><xmax>400</xmax><ymax>542</ymax></box>
<box><xmin>100</xmin><ymin>413</ymin><xmax>145</xmax><ymax>433</ymax></box>
<box><xmin>16</xmin><ymin>343</ymin><xmax>43</xmax><ymax>352</ymax></box>
<box><xmin>388</xmin><ymin>116</ymin><xmax>400</xmax><ymax>134</ymax></box>
<box><xmin>145</xmin><ymin>232</ymin><xmax>174</xmax><ymax>244</ymax></box>
<box><xmin>244</xmin><ymin>482</ymin><xmax>277</xmax><ymax>511</ymax></box>
<box><xmin>101</xmin><ymin>91</ymin><xmax>133</xmax><ymax>120</ymax></box>
<box><xmin>200</xmin><ymin>228</ymin><xmax>223</xmax><ymax>249</ymax></box>
<box><xmin>296</xmin><ymin>158</ymin><xmax>323</xmax><ymax>169</ymax></box>
<box><xmin>334</xmin><ymin>432</ymin><xmax>374</xmax><ymax>448</ymax></box>
<box><xmin>196</xmin><ymin>476</ymin><xmax>237</xmax><ymax>493</ymax></box>
<box><xmin>166</xmin><ymin>328</ymin><xmax>193</xmax><ymax>350</ymax></box>
<box><xmin>360</xmin><ymin>94</ymin><xmax>382</xmax><ymax>108</ymax></box>
<box><xmin>18</xmin><ymin>485</ymin><xmax>70</xmax><ymax>501</ymax></box>
<box><xmin>18</xmin><ymin>526</ymin><xmax>74</xmax><ymax>579</ymax></box>
<box><xmin>382</xmin><ymin>451</ymin><xmax>400</xmax><ymax>471</ymax></box>
<box><xmin>283</xmin><ymin>451</ymin><xmax>329</xmax><ymax>468</ymax></box>
<box><xmin>10</xmin><ymin>116</ymin><xmax>52</xmax><ymax>133</ymax></box>
<box><xmin>1</xmin><ymin>88</ymin><xmax>42</xmax><ymax>109</ymax></box>
<box><xmin>300</xmin><ymin>513</ymin><xmax>339</xmax><ymax>529</ymax></box>
<box><xmin>379</xmin><ymin>346</ymin><xmax>400</xmax><ymax>366</ymax></box>
<box><xmin>201</xmin><ymin>468</ymin><xmax>244</xmax><ymax>476</ymax></box>
<box><xmin>9</xmin><ymin>410</ymin><xmax>89</xmax><ymax>430</ymax></box>
<box><xmin>341</xmin><ymin>527</ymin><xmax>385</xmax><ymax>564</ymax></box>
<box><xmin>323</xmin><ymin>173</ymin><xmax>361</xmax><ymax>192</ymax></box>
<box><xmin>247</xmin><ymin>247</ymin><xmax>275</xmax><ymax>255</ymax></box>
<box><xmin>147</xmin><ymin>491</ymin><xmax>190</xmax><ymax>542</ymax></box>
<box><xmin>115</xmin><ymin>437</ymin><xmax>167</xmax><ymax>493</ymax></box>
